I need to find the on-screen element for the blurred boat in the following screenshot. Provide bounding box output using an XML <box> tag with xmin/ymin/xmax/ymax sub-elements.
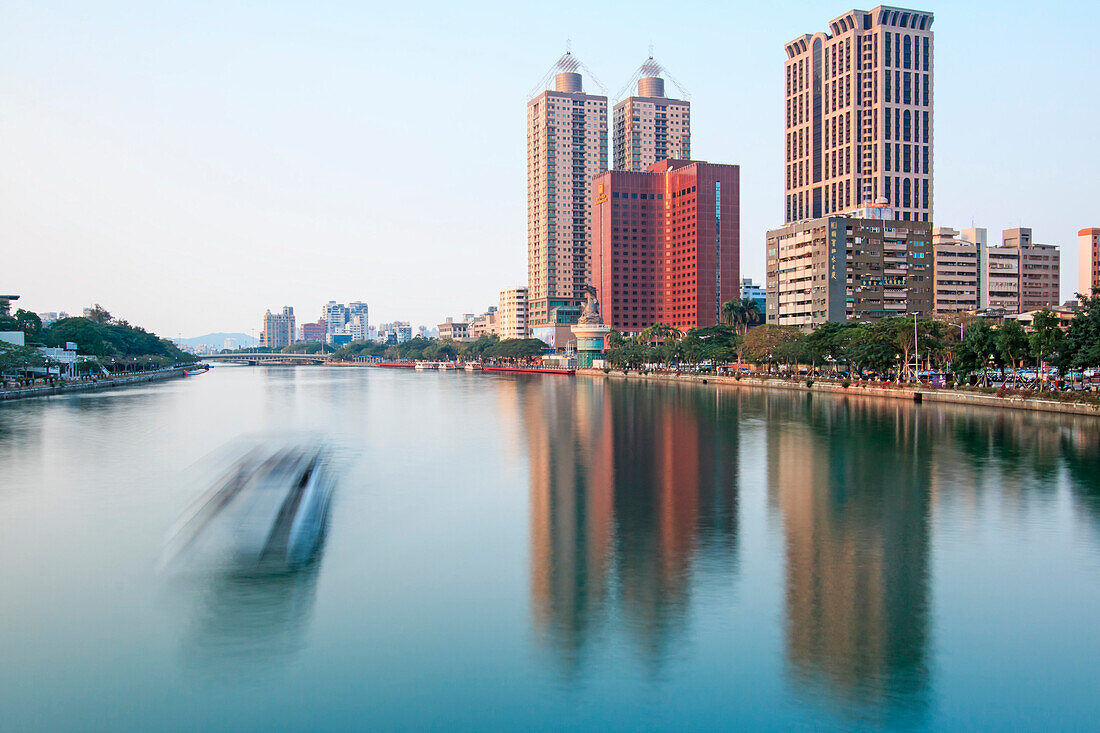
<box><xmin>168</xmin><ymin>442</ymin><xmax>334</xmax><ymax>570</ymax></box>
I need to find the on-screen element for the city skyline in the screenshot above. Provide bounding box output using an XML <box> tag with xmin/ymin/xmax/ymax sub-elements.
<box><xmin>3</xmin><ymin>1</ymin><xmax>1098</xmax><ymax>336</ymax></box>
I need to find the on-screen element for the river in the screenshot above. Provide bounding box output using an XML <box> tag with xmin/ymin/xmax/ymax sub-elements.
<box><xmin>1</xmin><ymin>366</ymin><xmax>1098</xmax><ymax>730</ymax></box>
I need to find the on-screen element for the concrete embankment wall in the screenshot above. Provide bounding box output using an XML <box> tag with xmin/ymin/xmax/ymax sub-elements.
<box><xmin>576</xmin><ymin>369</ymin><xmax>1100</xmax><ymax>418</ymax></box>
<box><xmin>0</xmin><ymin>368</ymin><xmax>189</xmax><ymax>403</ymax></box>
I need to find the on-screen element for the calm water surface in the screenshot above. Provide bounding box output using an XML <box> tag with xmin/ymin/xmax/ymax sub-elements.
<box><xmin>1</xmin><ymin>367</ymin><xmax>1099</xmax><ymax>730</ymax></box>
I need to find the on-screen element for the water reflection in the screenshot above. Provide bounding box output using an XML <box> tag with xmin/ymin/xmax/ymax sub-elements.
<box><xmin>765</xmin><ymin>395</ymin><xmax>931</xmax><ymax>724</ymax></box>
<box><xmin>763</xmin><ymin>393</ymin><xmax>1100</xmax><ymax>724</ymax></box>
<box><xmin>519</xmin><ymin>377</ymin><xmax>740</xmax><ymax>671</ymax></box>
<box><xmin>180</xmin><ymin>537</ymin><xmax>327</xmax><ymax>671</ymax></box>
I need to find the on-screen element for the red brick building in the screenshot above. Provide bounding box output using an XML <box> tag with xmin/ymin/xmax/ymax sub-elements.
<box><xmin>591</xmin><ymin>160</ymin><xmax>740</xmax><ymax>333</ymax></box>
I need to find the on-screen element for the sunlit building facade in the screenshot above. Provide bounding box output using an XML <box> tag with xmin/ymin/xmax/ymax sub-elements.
<box><xmin>527</xmin><ymin>54</ymin><xmax>608</xmax><ymax>337</ymax></box>
<box><xmin>784</xmin><ymin>6</ymin><xmax>934</xmax><ymax>223</ymax></box>
<box><xmin>591</xmin><ymin>159</ymin><xmax>740</xmax><ymax>333</ymax></box>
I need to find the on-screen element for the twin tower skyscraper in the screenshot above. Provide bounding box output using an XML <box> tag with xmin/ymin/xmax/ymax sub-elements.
<box><xmin>525</xmin><ymin>53</ymin><xmax>691</xmax><ymax>334</ymax></box>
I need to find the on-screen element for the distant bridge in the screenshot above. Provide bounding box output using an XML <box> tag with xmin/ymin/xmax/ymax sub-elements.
<box><xmin>203</xmin><ymin>352</ymin><xmax>333</xmax><ymax>365</ymax></box>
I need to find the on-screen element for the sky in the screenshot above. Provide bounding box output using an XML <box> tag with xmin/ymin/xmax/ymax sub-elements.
<box><xmin>2</xmin><ymin>0</ymin><xmax>1098</xmax><ymax>338</ymax></box>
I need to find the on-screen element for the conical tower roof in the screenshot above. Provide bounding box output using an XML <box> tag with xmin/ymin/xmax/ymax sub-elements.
<box><xmin>528</xmin><ymin>48</ymin><xmax>607</xmax><ymax>98</ymax></box>
<box><xmin>614</xmin><ymin>53</ymin><xmax>690</xmax><ymax>102</ymax></box>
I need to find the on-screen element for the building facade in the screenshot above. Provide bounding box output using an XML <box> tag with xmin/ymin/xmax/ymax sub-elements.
<box><xmin>498</xmin><ymin>287</ymin><xmax>529</xmax><ymax>340</ymax></box>
<box><xmin>766</xmin><ymin>201</ymin><xmax>932</xmax><ymax>328</ymax></box>
<box><xmin>613</xmin><ymin>63</ymin><xmax>689</xmax><ymax>172</ymax></box>
<box><xmin>978</xmin><ymin>227</ymin><xmax>1060</xmax><ymax>312</ymax></box>
<box><xmin>1080</xmin><ymin>228</ymin><xmax>1100</xmax><ymax>298</ymax></box>
<box><xmin>741</xmin><ymin>278</ymin><xmax>767</xmax><ymax>315</ymax></box>
<box><xmin>527</xmin><ymin>54</ymin><xmax>608</xmax><ymax>331</ymax></box>
<box><xmin>438</xmin><ymin>318</ymin><xmax>471</xmax><ymax>342</ymax></box>
<box><xmin>784</xmin><ymin>6</ymin><xmax>933</xmax><ymax>223</ymax></box>
<box><xmin>591</xmin><ymin>159</ymin><xmax>741</xmax><ymax>333</ymax></box>
<box><xmin>300</xmin><ymin>320</ymin><xmax>327</xmax><ymax>343</ymax></box>
<box><xmin>261</xmin><ymin>306</ymin><xmax>295</xmax><ymax>349</ymax></box>
<box><xmin>932</xmin><ymin>226</ymin><xmax>979</xmax><ymax>313</ymax></box>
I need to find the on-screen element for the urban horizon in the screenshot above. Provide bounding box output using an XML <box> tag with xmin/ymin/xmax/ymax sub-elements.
<box><xmin>4</xmin><ymin>2</ymin><xmax>1097</xmax><ymax>337</ymax></box>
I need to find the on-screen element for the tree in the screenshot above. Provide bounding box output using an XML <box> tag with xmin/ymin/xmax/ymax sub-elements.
<box><xmin>850</xmin><ymin>322</ymin><xmax>900</xmax><ymax>376</ymax></box>
<box><xmin>14</xmin><ymin>310</ymin><xmax>42</xmax><ymax>342</ymax></box>
<box><xmin>1058</xmin><ymin>296</ymin><xmax>1100</xmax><ymax>371</ymax></box>
<box><xmin>953</xmin><ymin>320</ymin><xmax>998</xmax><ymax>385</ymax></box>
<box><xmin>85</xmin><ymin>304</ymin><xmax>112</xmax><ymax>325</ymax></box>
<box><xmin>485</xmin><ymin>338</ymin><xmax>548</xmax><ymax>361</ymax></box>
<box><xmin>742</xmin><ymin>325</ymin><xmax>804</xmax><ymax>373</ymax></box>
<box><xmin>804</xmin><ymin>321</ymin><xmax>862</xmax><ymax>374</ymax></box>
<box><xmin>640</xmin><ymin>323</ymin><xmax>682</xmax><ymax>345</ymax></box>
<box><xmin>460</xmin><ymin>334</ymin><xmax>500</xmax><ymax>360</ymax></box>
<box><xmin>1028</xmin><ymin>309</ymin><xmax>1062</xmax><ymax>389</ymax></box>
<box><xmin>0</xmin><ymin>343</ymin><xmax>45</xmax><ymax>377</ymax></box>
<box><xmin>996</xmin><ymin>319</ymin><xmax>1030</xmax><ymax>387</ymax></box>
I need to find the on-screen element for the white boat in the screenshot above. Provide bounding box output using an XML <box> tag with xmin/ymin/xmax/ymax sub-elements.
<box><xmin>439</xmin><ymin>362</ymin><xmax>456</xmax><ymax>371</ymax></box>
<box><xmin>464</xmin><ymin>362</ymin><xmax>482</xmax><ymax>371</ymax></box>
<box><xmin>414</xmin><ymin>361</ymin><xmax>438</xmax><ymax>370</ymax></box>
<box><xmin>168</xmin><ymin>444</ymin><xmax>335</xmax><ymax>570</ymax></box>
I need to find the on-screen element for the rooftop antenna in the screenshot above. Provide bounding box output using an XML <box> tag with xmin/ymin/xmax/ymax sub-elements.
<box><xmin>613</xmin><ymin>48</ymin><xmax>691</xmax><ymax>102</ymax></box>
<box><xmin>527</xmin><ymin>43</ymin><xmax>608</xmax><ymax>98</ymax></box>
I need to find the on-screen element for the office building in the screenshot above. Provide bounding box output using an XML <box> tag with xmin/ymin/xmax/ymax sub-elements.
<box><xmin>527</xmin><ymin>51</ymin><xmax>608</xmax><ymax>338</ymax></box>
<box><xmin>613</xmin><ymin>57</ymin><xmax>690</xmax><ymax>172</ymax></box>
<box><xmin>261</xmin><ymin>306</ymin><xmax>295</xmax><ymax>349</ymax></box>
<box><xmin>932</xmin><ymin>227</ymin><xmax>979</xmax><ymax>313</ymax></box>
<box><xmin>977</xmin><ymin>227</ymin><xmax>1060</xmax><ymax>312</ymax></box>
<box><xmin>394</xmin><ymin>322</ymin><xmax>412</xmax><ymax>343</ymax></box>
<box><xmin>348</xmin><ymin>302</ymin><xmax>369</xmax><ymax>332</ymax></box>
<box><xmin>741</xmin><ymin>278</ymin><xmax>767</xmax><ymax>315</ymax></box>
<box><xmin>766</xmin><ymin>200</ymin><xmax>932</xmax><ymax>328</ymax></box>
<box><xmin>469</xmin><ymin>307</ymin><xmax>498</xmax><ymax>339</ymax></box>
<box><xmin>300</xmin><ymin>320</ymin><xmax>327</xmax><ymax>343</ymax></box>
<box><xmin>322</xmin><ymin>301</ymin><xmax>349</xmax><ymax>340</ymax></box>
<box><xmin>347</xmin><ymin>314</ymin><xmax>370</xmax><ymax>341</ymax></box>
<box><xmin>1080</xmin><ymin>228</ymin><xmax>1100</xmax><ymax>298</ymax></box>
<box><xmin>591</xmin><ymin>159</ymin><xmax>740</xmax><ymax>333</ymax></box>
<box><xmin>320</xmin><ymin>300</ymin><xmax>368</xmax><ymax>343</ymax></box>
<box><xmin>0</xmin><ymin>295</ymin><xmax>17</xmax><ymax>317</ymax></box>
<box><xmin>498</xmin><ymin>287</ymin><xmax>529</xmax><ymax>340</ymax></box>
<box><xmin>438</xmin><ymin>317</ymin><xmax>471</xmax><ymax>342</ymax></box>
<box><xmin>784</xmin><ymin>7</ymin><xmax>934</xmax><ymax>223</ymax></box>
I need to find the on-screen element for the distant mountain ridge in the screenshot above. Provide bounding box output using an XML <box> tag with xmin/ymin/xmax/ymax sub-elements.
<box><xmin>177</xmin><ymin>332</ymin><xmax>258</xmax><ymax>348</ymax></box>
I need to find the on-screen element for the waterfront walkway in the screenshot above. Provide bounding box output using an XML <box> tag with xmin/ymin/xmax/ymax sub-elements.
<box><xmin>578</xmin><ymin>369</ymin><xmax>1100</xmax><ymax>418</ymax></box>
<box><xmin>0</xmin><ymin>367</ymin><xmax>191</xmax><ymax>402</ymax></box>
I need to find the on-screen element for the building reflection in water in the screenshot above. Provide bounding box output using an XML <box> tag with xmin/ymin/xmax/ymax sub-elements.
<box><xmin>765</xmin><ymin>395</ymin><xmax>931</xmax><ymax>724</ymax></box>
<box><xmin>519</xmin><ymin>377</ymin><xmax>740</xmax><ymax>671</ymax></box>
<box><xmin>764</xmin><ymin>393</ymin><xmax>1100</xmax><ymax>724</ymax></box>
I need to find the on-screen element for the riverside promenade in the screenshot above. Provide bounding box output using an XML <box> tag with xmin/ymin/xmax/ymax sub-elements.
<box><xmin>0</xmin><ymin>367</ymin><xmax>192</xmax><ymax>403</ymax></box>
<box><xmin>578</xmin><ymin>368</ymin><xmax>1100</xmax><ymax>418</ymax></box>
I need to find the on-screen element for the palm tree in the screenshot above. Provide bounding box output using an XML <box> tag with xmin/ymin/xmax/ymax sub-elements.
<box><xmin>723</xmin><ymin>298</ymin><xmax>763</xmax><ymax>367</ymax></box>
<box><xmin>722</xmin><ymin>298</ymin><xmax>762</xmax><ymax>332</ymax></box>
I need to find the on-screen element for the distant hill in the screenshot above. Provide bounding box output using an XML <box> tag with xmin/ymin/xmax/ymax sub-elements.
<box><xmin>177</xmin><ymin>332</ymin><xmax>258</xmax><ymax>349</ymax></box>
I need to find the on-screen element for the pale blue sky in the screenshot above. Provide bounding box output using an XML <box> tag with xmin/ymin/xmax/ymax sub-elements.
<box><xmin>2</xmin><ymin>0</ymin><xmax>1097</xmax><ymax>336</ymax></box>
